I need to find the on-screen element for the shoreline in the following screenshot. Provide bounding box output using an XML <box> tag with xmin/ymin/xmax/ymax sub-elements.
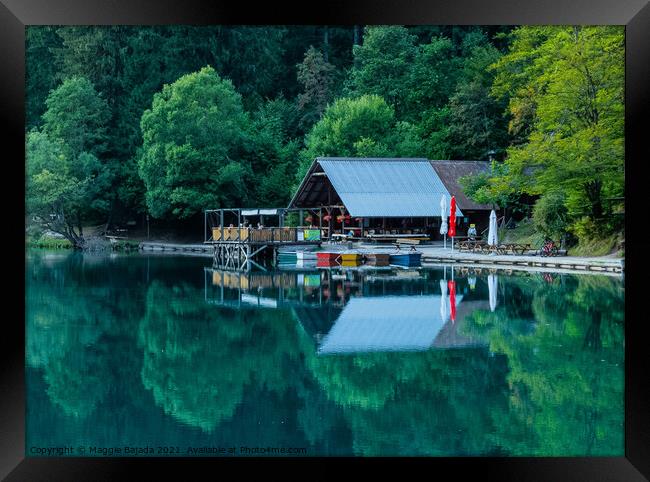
<box><xmin>135</xmin><ymin>241</ymin><xmax>624</xmax><ymax>276</ymax></box>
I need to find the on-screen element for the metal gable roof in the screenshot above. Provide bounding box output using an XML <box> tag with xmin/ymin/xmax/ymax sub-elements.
<box><xmin>316</xmin><ymin>158</ymin><xmax>463</xmax><ymax>217</ymax></box>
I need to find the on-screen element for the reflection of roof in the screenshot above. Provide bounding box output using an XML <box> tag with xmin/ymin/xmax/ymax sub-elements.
<box><xmin>290</xmin><ymin>158</ymin><xmax>462</xmax><ymax>217</ymax></box>
<box><xmin>430</xmin><ymin>160</ymin><xmax>492</xmax><ymax>211</ymax></box>
<box><xmin>432</xmin><ymin>300</ymin><xmax>489</xmax><ymax>348</ymax></box>
<box><xmin>318</xmin><ymin>295</ymin><xmax>465</xmax><ymax>354</ymax></box>
<box><xmin>293</xmin><ymin>305</ymin><xmax>342</xmax><ymax>339</ymax></box>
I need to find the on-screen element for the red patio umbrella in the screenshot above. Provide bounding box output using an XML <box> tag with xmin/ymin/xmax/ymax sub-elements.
<box><xmin>448</xmin><ymin>196</ymin><xmax>457</xmax><ymax>238</ymax></box>
<box><xmin>448</xmin><ymin>279</ymin><xmax>457</xmax><ymax>323</ymax></box>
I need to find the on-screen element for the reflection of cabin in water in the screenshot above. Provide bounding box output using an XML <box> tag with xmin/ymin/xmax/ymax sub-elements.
<box><xmin>300</xmin><ymin>296</ymin><xmax>488</xmax><ymax>354</ymax></box>
<box><xmin>288</xmin><ymin>157</ymin><xmax>493</xmax><ymax>240</ymax></box>
<box><xmin>204</xmin><ymin>265</ymin><xmax>488</xmax><ymax>352</ymax></box>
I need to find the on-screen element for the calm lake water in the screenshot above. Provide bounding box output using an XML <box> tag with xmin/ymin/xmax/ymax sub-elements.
<box><xmin>25</xmin><ymin>249</ymin><xmax>624</xmax><ymax>457</ymax></box>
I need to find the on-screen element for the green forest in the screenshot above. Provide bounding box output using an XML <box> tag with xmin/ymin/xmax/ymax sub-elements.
<box><xmin>25</xmin><ymin>25</ymin><xmax>624</xmax><ymax>252</ymax></box>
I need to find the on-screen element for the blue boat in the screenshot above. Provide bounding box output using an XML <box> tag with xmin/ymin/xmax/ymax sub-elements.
<box><xmin>389</xmin><ymin>252</ymin><xmax>422</xmax><ymax>267</ymax></box>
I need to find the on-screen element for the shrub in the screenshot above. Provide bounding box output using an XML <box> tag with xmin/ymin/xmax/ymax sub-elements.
<box><xmin>532</xmin><ymin>191</ymin><xmax>568</xmax><ymax>241</ymax></box>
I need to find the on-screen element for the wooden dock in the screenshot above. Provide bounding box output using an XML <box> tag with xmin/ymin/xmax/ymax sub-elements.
<box><xmin>140</xmin><ymin>242</ymin><xmax>212</xmax><ymax>253</ymax></box>
<box><xmin>419</xmin><ymin>249</ymin><xmax>623</xmax><ymax>276</ymax></box>
<box><xmin>207</xmin><ymin>226</ymin><xmax>321</xmax><ymax>270</ymax></box>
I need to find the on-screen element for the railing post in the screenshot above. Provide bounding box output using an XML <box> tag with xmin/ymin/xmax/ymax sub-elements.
<box><xmin>220</xmin><ymin>210</ymin><xmax>224</xmax><ymax>243</ymax></box>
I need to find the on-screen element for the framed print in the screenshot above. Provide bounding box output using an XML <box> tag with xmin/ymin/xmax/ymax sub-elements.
<box><xmin>2</xmin><ymin>0</ymin><xmax>649</xmax><ymax>479</ymax></box>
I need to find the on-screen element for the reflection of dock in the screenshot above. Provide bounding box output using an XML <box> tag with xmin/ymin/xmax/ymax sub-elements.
<box><xmin>203</xmin><ymin>267</ymin><xmax>326</xmax><ymax>309</ymax></box>
<box><xmin>204</xmin><ymin>266</ymin><xmax>489</xmax><ymax>353</ymax></box>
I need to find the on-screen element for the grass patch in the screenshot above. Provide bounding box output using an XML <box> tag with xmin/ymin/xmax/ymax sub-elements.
<box><xmin>501</xmin><ymin>218</ymin><xmax>545</xmax><ymax>248</ymax></box>
<box><xmin>503</xmin><ymin>219</ymin><xmax>623</xmax><ymax>257</ymax></box>
<box><xmin>568</xmin><ymin>234</ymin><xmax>620</xmax><ymax>257</ymax></box>
<box><xmin>27</xmin><ymin>235</ymin><xmax>73</xmax><ymax>249</ymax></box>
<box><xmin>112</xmin><ymin>240</ymin><xmax>140</xmax><ymax>251</ymax></box>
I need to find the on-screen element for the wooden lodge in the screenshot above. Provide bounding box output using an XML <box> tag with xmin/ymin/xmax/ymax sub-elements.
<box><xmin>203</xmin><ymin>157</ymin><xmax>493</xmax><ymax>268</ymax></box>
<box><xmin>288</xmin><ymin>157</ymin><xmax>493</xmax><ymax>241</ymax></box>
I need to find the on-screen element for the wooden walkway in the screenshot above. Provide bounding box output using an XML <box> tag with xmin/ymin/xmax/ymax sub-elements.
<box><xmin>416</xmin><ymin>246</ymin><xmax>624</xmax><ymax>275</ymax></box>
<box><xmin>140</xmin><ymin>242</ymin><xmax>212</xmax><ymax>253</ymax></box>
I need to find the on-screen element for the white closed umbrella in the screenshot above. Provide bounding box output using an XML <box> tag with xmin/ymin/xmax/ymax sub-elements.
<box><xmin>440</xmin><ymin>278</ymin><xmax>448</xmax><ymax>321</ymax></box>
<box><xmin>487</xmin><ymin>209</ymin><xmax>498</xmax><ymax>246</ymax></box>
<box><xmin>488</xmin><ymin>273</ymin><xmax>498</xmax><ymax>312</ymax></box>
<box><xmin>440</xmin><ymin>195</ymin><xmax>448</xmax><ymax>248</ymax></box>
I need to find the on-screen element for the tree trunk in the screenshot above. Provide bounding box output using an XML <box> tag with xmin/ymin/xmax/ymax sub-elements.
<box><xmin>585</xmin><ymin>180</ymin><xmax>603</xmax><ymax>220</ymax></box>
<box><xmin>353</xmin><ymin>25</ymin><xmax>361</xmax><ymax>46</ymax></box>
<box><xmin>323</xmin><ymin>26</ymin><xmax>329</xmax><ymax>63</ymax></box>
<box><xmin>104</xmin><ymin>199</ymin><xmax>114</xmax><ymax>235</ymax></box>
<box><xmin>65</xmin><ymin>221</ymin><xmax>85</xmax><ymax>250</ymax></box>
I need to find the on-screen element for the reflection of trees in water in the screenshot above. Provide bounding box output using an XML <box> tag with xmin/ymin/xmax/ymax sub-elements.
<box><xmin>43</xmin><ymin>347</ymin><xmax>111</xmax><ymax>418</ymax></box>
<box><xmin>302</xmin><ymin>346</ymin><xmax>510</xmax><ymax>455</ymax></box>
<box><xmin>26</xmin><ymin>252</ymin><xmax>625</xmax><ymax>455</ymax></box>
<box><xmin>138</xmin><ymin>279</ymin><xmax>312</xmax><ymax>433</ymax></box>
<box><xmin>26</xmin><ymin>251</ymin><xmax>122</xmax><ymax>419</ymax></box>
<box><xmin>461</xmin><ymin>273</ymin><xmax>624</xmax><ymax>455</ymax></box>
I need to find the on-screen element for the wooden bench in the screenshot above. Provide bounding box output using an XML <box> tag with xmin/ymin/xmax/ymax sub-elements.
<box><xmin>393</xmin><ymin>243</ymin><xmax>418</xmax><ymax>252</ymax></box>
<box><xmin>501</xmin><ymin>243</ymin><xmax>531</xmax><ymax>255</ymax></box>
<box><xmin>457</xmin><ymin>242</ymin><xmax>532</xmax><ymax>255</ymax></box>
<box><xmin>456</xmin><ymin>240</ymin><xmax>487</xmax><ymax>252</ymax></box>
<box><xmin>396</xmin><ymin>238</ymin><xmax>423</xmax><ymax>245</ymax></box>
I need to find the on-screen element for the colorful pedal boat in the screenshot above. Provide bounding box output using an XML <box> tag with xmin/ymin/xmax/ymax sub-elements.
<box><xmin>389</xmin><ymin>252</ymin><xmax>422</xmax><ymax>266</ymax></box>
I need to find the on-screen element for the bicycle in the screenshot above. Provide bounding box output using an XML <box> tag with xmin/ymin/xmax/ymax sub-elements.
<box><xmin>540</xmin><ymin>239</ymin><xmax>558</xmax><ymax>257</ymax></box>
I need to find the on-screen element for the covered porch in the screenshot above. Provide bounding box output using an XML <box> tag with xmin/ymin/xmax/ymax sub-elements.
<box><xmin>288</xmin><ymin>157</ymin><xmax>464</xmax><ymax>242</ymax></box>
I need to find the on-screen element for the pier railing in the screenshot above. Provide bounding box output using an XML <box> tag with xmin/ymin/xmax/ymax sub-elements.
<box><xmin>211</xmin><ymin>227</ymin><xmax>320</xmax><ymax>243</ymax></box>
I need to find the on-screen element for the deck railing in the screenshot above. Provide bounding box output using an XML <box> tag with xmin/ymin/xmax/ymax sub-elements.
<box><xmin>211</xmin><ymin>227</ymin><xmax>320</xmax><ymax>243</ymax></box>
<box><xmin>211</xmin><ymin>270</ymin><xmax>297</xmax><ymax>290</ymax></box>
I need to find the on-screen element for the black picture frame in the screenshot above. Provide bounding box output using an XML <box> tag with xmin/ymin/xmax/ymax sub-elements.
<box><xmin>2</xmin><ymin>0</ymin><xmax>648</xmax><ymax>479</ymax></box>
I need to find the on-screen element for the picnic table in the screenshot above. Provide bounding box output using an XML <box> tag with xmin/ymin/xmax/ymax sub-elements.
<box><xmin>455</xmin><ymin>239</ymin><xmax>531</xmax><ymax>255</ymax></box>
<box><xmin>456</xmin><ymin>239</ymin><xmax>486</xmax><ymax>252</ymax></box>
<box><xmin>365</xmin><ymin>233</ymin><xmax>430</xmax><ymax>244</ymax></box>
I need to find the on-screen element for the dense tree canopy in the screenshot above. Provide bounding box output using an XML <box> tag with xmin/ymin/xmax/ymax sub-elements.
<box><xmin>25</xmin><ymin>24</ymin><xmax>623</xmax><ymax>247</ymax></box>
<box><xmin>468</xmin><ymin>26</ymin><xmax>624</xmax><ymax>242</ymax></box>
<box><xmin>27</xmin><ymin>77</ymin><xmax>112</xmax><ymax>247</ymax></box>
<box><xmin>295</xmin><ymin>95</ymin><xmax>422</xmax><ymax>184</ymax></box>
<box><xmin>137</xmin><ymin>66</ymin><xmax>251</xmax><ymax>219</ymax></box>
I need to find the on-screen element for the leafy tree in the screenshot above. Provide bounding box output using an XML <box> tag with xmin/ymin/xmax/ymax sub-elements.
<box><xmin>347</xmin><ymin>26</ymin><xmax>417</xmax><ymax>116</ymax></box>
<box><xmin>27</xmin><ymin>77</ymin><xmax>112</xmax><ymax>247</ymax></box>
<box><xmin>489</xmin><ymin>26</ymin><xmax>624</xmax><ymax>235</ymax></box>
<box><xmin>446</xmin><ymin>32</ymin><xmax>509</xmax><ymax>160</ymax></box>
<box><xmin>42</xmin><ymin>77</ymin><xmax>110</xmax><ymax>159</ymax></box>
<box><xmin>26</xmin><ymin>132</ymin><xmax>109</xmax><ymax>247</ymax></box>
<box><xmin>137</xmin><ymin>66</ymin><xmax>251</xmax><ymax>219</ymax></box>
<box><xmin>248</xmin><ymin>97</ymin><xmax>302</xmax><ymax>206</ymax></box>
<box><xmin>25</xmin><ymin>27</ymin><xmax>62</xmax><ymax>130</ymax></box>
<box><xmin>296</xmin><ymin>95</ymin><xmax>423</xmax><ymax>184</ymax></box>
<box><xmin>296</xmin><ymin>46</ymin><xmax>336</xmax><ymax>130</ymax></box>
<box><xmin>532</xmin><ymin>191</ymin><xmax>569</xmax><ymax>241</ymax></box>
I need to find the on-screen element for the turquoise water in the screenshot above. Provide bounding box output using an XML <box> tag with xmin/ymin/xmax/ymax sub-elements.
<box><xmin>26</xmin><ymin>250</ymin><xmax>624</xmax><ymax>456</ymax></box>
